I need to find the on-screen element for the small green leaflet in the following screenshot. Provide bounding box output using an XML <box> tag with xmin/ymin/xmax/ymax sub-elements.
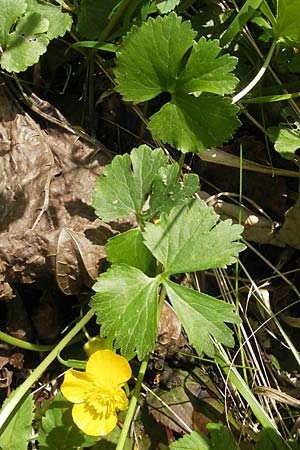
<box><xmin>91</xmin><ymin>264</ymin><xmax>159</xmax><ymax>359</ymax></box>
<box><xmin>267</xmin><ymin>125</ymin><xmax>300</xmax><ymax>159</ymax></box>
<box><xmin>0</xmin><ymin>0</ymin><xmax>26</xmax><ymax>45</ymax></box>
<box><xmin>92</xmin><ymin>145</ymin><xmax>167</xmax><ymax>221</ymax></box>
<box><xmin>164</xmin><ymin>279</ymin><xmax>240</xmax><ymax>356</ymax></box>
<box><xmin>143</xmin><ymin>200</ymin><xmax>245</xmax><ymax>275</ymax></box>
<box><xmin>0</xmin><ymin>392</ymin><xmax>34</xmax><ymax>450</ymax></box>
<box><xmin>156</xmin><ymin>0</ymin><xmax>180</xmax><ymax>14</ymax></box>
<box><xmin>149</xmin><ymin>93</ymin><xmax>240</xmax><ymax>153</ymax></box>
<box><xmin>177</xmin><ymin>37</ymin><xmax>239</xmax><ymax>96</ymax></box>
<box><xmin>106</xmin><ymin>228</ymin><xmax>157</xmax><ymax>276</ymax></box>
<box><xmin>149</xmin><ymin>164</ymin><xmax>199</xmax><ymax>216</ymax></box>
<box><xmin>115</xmin><ymin>13</ymin><xmax>197</xmax><ymax>102</ymax></box>
<box><xmin>25</xmin><ymin>0</ymin><xmax>72</xmax><ymax>40</ymax></box>
<box><xmin>0</xmin><ymin>12</ymin><xmax>49</xmax><ymax>73</ymax></box>
<box><xmin>274</xmin><ymin>0</ymin><xmax>300</xmax><ymax>44</ymax></box>
<box><xmin>38</xmin><ymin>392</ymin><xmax>99</xmax><ymax>449</ymax></box>
<box><xmin>114</xmin><ymin>13</ymin><xmax>240</xmax><ymax>152</ymax></box>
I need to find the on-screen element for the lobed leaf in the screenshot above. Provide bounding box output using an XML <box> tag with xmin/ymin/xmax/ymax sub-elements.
<box><xmin>178</xmin><ymin>37</ymin><xmax>239</xmax><ymax>96</ymax></box>
<box><xmin>114</xmin><ymin>13</ymin><xmax>240</xmax><ymax>152</ymax></box>
<box><xmin>149</xmin><ymin>92</ymin><xmax>240</xmax><ymax>152</ymax></box>
<box><xmin>91</xmin><ymin>264</ymin><xmax>160</xmax><ymax>359</ymax></box>
<box><xmin>92</xmin><ymin>145</ymin><xmax>168</xmax><ymax>221</ymax></box>
<box><xmin>115</xmin><ymin>13</ymin><xmax>197</xmax><ymax>102</ymax></box>
<box><xmin>143</xmin><ymin>199</ymin><xmax>245</xmax><ymax>274</ymax></box>
<box><xmin>164</xmin><ymin>279</ymin><xmax>241</xmax><ymax>356</ymax></box>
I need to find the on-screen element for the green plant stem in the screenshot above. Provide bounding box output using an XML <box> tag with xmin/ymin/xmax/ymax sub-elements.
<box><xmin>98</xmin><ymin>0</ymin><xmax>133</xmax><ymax>42</ymax></box>
<box><xmin>232</xmin><ymin>40</ymin><xmax>276</xmax><ymax>104</ymax></box>
<box><xmin>177</xmin><ymin>153</ymin><xmax>186</xmax><ymax>176</ymax></box>
<box><xmin>116</xmin><ymin>357</ymin><xmax>149</xmax><ymax>450</ymax></box>
<box><xmin>0</xmin><ymin>330</ymin><xmax>54</xmax><ymax>352</ymax></box>
<box><xmin>0</xmin><ymin>308</ymin><xmax>94</xmax><ymax>431</ymax></box>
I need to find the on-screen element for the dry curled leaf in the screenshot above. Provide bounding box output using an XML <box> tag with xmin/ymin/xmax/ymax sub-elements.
<box><xmin>0</xmin><ymin>84</ymin><xmax>123</xmax><ymax>297</ymax></box>
<box><xmin>56</xmin><ymin>228</ymin><xmax>106</xmax><ymax>295</ymax></box>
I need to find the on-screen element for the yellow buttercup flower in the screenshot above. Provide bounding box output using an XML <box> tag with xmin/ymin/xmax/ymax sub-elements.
<box><xmin>61</xmin><ymin>349</ymin><xmax>132</xmax><ymax>436</ymax></box>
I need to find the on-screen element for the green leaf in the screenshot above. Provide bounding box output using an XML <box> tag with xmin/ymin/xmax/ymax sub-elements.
<box><xmin>68</xmin><ymin>40</ymin><xmax>117</xmax><ymax>53</ymax></box>
<box><xmin>178</xmin><ymin>37</ymin><xmax>239</xmax><ymax>96</ymax></box>
<box><xmin>143</xmin><ymin>200</ymin><xmax>245</xmax><ymax>275</ymax></box>
<box><xmin>274</xmin><ymin>0</ymin><xmax>300</xmax><ymax>44</ymax></box>
<box><xmin>106</xmin><ymin>228</ymin><xmax>157</xmax><ymax>276</ymax></box>
<box><xmin>149</xmin><ymin>92</ymin><xmax>240</xmax><ymax>153</ymax></box>
<box><xmin>267</xmin><ymin>125</ymin><xmax>300</xmax><ymax>159</ymax></box>
<box><xmin>149</xmin><ymin>164</ymin><xmax>199</xmax><ymax>216</ymax></box>
<box><xmin>91</xmin><ymin>264</ymin><xmax>160</xmax><ymax>359</ymax></box>
<box><xmin>25</xmin><ymin>0</ymin><xmax>72</xmax><ymax>40</ymax></box>
<box><xmin>92</xmin><ymin>145</ymin><xmax>167</xmax><ymax>221</ymax></box>
<box><xmin>170</xmin><ymin>430</ymin><xmax>210</xmax><ymax>449</ymax></box>
<box><xmin>164</xmin><ymin>279</ymin><xmax>240</xmax><ymax>356</ymax></box>
<box><xmin>0</xmin><ymin>392</ymin><xmax>34</xmax><ymax>450</ymax></box>
<box><xmin>1</xmin><ymin>12</ymin><xmax>49</xmax><ymax>73</ymax></box>
<box><xmin>156</xmin><ymin>0</ymin><xmax>181</xmax><ymax>14</ymax></box>
<box><xmin>76</xmin><ymin>0</ymin><xmax>121</xmax><ymax>39</ymax></box>
<box><xmin>115</xmin><ymin>13</ymin><xmax>197</xmax><ymax>102</ymax></box>
<box><xmin>255</xmin><ymin>429</ymin><xmax>277</xmax><ymax>450</ymax></box>
<box><xmin>38</xmin><ymin>392</ymin><xmax>99</xmax><ymax>449</ymax></box>
<box><xmin>0</xmin><ymin>0</ymin><xmax>26</xmax><ymax>46</ymax></box>
<box><xmin>114</xmin><ymin>13</ymin><xmax>240</xmax><ymax>152</ymax></box>
<box><xmin>207</xmin><ymin>423</ymin><xmax>239</xmax><ymax>450</ymax></box>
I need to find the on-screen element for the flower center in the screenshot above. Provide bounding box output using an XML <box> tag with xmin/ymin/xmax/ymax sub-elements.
<box><xmin>84</xmin><ymin>385</ymin><xmax>114</xmax><ymax>416</ymax></box>
<box><xmin>83</xmin><ymin>383</ymin><xmax>127</xmax><ymax>418</ymax></box>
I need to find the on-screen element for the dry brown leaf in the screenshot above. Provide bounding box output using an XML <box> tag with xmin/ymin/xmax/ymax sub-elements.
<box><xmin>0</xmin><ymin>84</ymin><xmax>124</xmax><ymax>297</ymax></box>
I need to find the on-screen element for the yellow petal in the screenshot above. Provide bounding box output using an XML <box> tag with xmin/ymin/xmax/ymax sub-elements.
<box><xmin>114</xmin><ymin>387</ymin><xmax>129</xmax><ymax>411</ymax></box>
<box><xmin>86</xmin><ymin>350</ymin><xmax>132</xmax><ymax>387</ymax></box>
<box><xmin>72</xmin><ymin>403</ymin><xmax>118</xmax><ymax>436</ymax></box>
<box><xmin>61</xmin><ymin>369</ymin><xmax>95</xmax><ymax>403</ymax></box>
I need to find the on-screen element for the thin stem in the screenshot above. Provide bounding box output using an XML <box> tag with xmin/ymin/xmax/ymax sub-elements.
<box><xmin>98</xmin><ymin>0</ymin><xmax>133</xmax><ymax>42</ymax></box>
<box><xmin>0</xmin><ymin>308</ymin><xmax>94</xmax><ymax>431</ymax></box>
<box><xmin>232</xmin><ymin>40</ymin><xmax>276</xmax><ymax>104</ymax></box>
<box><xmin>0</xmin><ymin>330</ymin><xmax>54</xmax><ymax>352</ymax></box>
<box><xmin>116</xmin><ymin>357</ymin><xmax>149</xmax><ymax>450</ymax></box>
